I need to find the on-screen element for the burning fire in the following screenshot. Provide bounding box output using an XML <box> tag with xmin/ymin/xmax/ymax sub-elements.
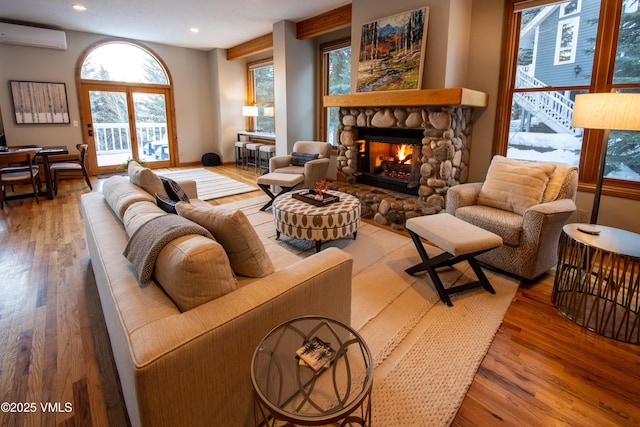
<box><xmin>396</xmin><ymin>144</ymin><xmax>412</xmax><ymax>164</ymax></box>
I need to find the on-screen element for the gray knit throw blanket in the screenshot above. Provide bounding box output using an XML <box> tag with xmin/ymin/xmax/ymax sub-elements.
<box><xmin>123</xmin><ymin>214</ymin><xmax>214</xmax><ymax>285</ymax></box>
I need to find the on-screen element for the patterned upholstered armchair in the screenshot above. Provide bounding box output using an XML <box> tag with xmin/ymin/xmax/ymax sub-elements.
<box><xmin>445</xmin><ymin>156</ymin><xmax>578</xmax><ymax>280</ymax></box>
<box><xmin>269</xmin><ymin>141</ymin><xmax>332</xmax><ymax>189</ymax></box>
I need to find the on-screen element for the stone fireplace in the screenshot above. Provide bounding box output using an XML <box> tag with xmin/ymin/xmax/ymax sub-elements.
<box><xmin>336</xmin><ymin>104</ymin><xmax>476</xmax><ymax>207</ymax></box>
<box><xmin>324</xmin><ymin>88</ymin><xmax>488</xmax><ymax>228</ymax></box>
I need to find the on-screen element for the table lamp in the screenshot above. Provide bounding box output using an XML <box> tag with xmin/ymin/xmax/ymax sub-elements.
<box><xmin>571</xmin><ymin>93</ymin><xmax>640</xmax><ymax>226</ymax></box>
<box><xmin>242</xmin><ymin>105</ymin><xmax>258</xmax><ymax>132</ymax></box>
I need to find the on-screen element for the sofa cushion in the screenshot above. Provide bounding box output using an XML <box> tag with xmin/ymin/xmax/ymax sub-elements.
<box><xmin>103</xmin><ymin>175</ymin><xmax>155</xmax><ymax>220</ymax></box>
<box><xmin>123</xmin><ymin>201</ymin><xmax>167</xmax><ymax>238</ymax></box>
<box><xmin>455</xmin><ymin>205</ymin><xmax>524</xmax><ymax>247</ymax></box>
<box><xmin>128</xmin><ymin>161</ymin><xmax>168</xmax><ymax>198</ymax></box>
<box><xmin>154</xmin><ymin>235</ymin><xmax>237</xmax><ymax>312</ymax></box>
<box><xmin>477</xmin><ymin>156</ymin><xmax>556</xmax><ymax>215</ymax></box>
<box><xmin>176</xmin><ymin>202</ymin><xmax>274</xmax><ymax>277</ymax></box>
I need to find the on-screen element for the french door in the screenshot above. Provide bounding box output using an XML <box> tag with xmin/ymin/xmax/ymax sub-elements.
<box><xmin>79</xmin><ymin>83</ymin><xmax>174</xmax><ymax>174</ymax></box>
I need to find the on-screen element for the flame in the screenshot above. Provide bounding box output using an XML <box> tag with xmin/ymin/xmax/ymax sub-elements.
<box><xmin>397</xmin><ymin>144</ymin><xmax>412</xmax><ymax>163</ymax></box>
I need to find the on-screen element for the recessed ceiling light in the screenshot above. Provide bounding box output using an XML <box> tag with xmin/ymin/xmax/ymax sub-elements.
<box><xmin>190</xmin><ymin>27</ymin><xmax>200</xmax><ymax>33</ymax></box>
<box><xmin>72</xmin><ymin>3</ymin><xmax>87</xmax><ymax>11</ymax></box>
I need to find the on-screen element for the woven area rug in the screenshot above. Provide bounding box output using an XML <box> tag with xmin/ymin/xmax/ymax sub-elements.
<box><xmin>222</xmin><ymin>196</ymin><xmax>520</xmax><ymax>426</ymax></box>
<box><xmin>155</xmin><ymin>168</ymin><xmax>257</xmax><ymax>200</ymax></box>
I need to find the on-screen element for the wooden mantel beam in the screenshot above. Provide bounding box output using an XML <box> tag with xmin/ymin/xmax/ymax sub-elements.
<box><xmin>323</xmin><ymin>88</ymin><xmax>489</xmax><ymax>108</ymax></box>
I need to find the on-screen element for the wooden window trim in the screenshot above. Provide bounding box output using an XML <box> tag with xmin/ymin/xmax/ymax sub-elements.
<box><xmin>317</xmin><ymin>37</ymin><xmax>351</xmax><ymax>146</ymax></box>
<box><xmin>495</xmin><ymin>0</ymin><xmax>640</xmax><ymax>201</ymax></box>
<box><xmin>246</xmin><ymin>58</ymin><xmax>274</xmax><ymax>132</ymax></box>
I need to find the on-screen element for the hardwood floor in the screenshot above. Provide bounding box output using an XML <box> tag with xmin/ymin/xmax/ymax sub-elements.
<box><xmin>1</xmin><ymin>164</ymin><xmax>638</xmax><ymax>427</ymax></box>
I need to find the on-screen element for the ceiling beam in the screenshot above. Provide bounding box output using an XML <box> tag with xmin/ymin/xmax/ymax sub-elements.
<box><xmin>226</xmin><ymin>33</ymin><xmax>273</xmax><ymax>61</ymax></box>
<box><xmin>296</xmin><ymin>4</ymin><xmax>352</xmax><ymax>40</ymax></box>
<box><xmin>226</xmin><ymin>3</ymin><xmax>352</xmax><ymax>60</ymax></box>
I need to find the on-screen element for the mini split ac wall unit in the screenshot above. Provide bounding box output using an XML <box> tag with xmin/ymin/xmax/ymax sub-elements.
<box><xmin>0</xmin><ymin>22</ymin><xmax>67</xmax><ymax>50</ymax></box>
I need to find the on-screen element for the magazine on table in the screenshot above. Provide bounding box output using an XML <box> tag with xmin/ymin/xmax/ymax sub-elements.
<box><xmin>296</xmin><ymin>337</ymin><xmax>336</xmax><ymax>372</ymax></box>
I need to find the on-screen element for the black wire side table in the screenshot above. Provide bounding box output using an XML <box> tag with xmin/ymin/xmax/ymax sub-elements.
<box><xmin>251</xmin><ymin>316</ymin><xmax>373</xmax><ymax>426</ymax></box>
<box><xmin>552</xmin><ymin>223</ymin><xmax>640</xmax><ymax>344</ymax></box>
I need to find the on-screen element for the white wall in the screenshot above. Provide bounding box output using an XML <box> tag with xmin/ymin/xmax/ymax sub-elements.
<box><xmin>273</xmin><ymin>20</ymin><xmax>316</xmax><ymax>155</ymax></box>
<box><xmin>209</xmin><ymin>48</ymin><xmax>246</xmax><ymax>163</ymax></box>
<box><xmin>350</xmin><ymin>0</ymin><xmax>472</xmax><ymax>90</ymax></box>
<box><xmin>0</xmin><ymin>30</ymin><xmax>215</xmax><ymax>165</ymax></box>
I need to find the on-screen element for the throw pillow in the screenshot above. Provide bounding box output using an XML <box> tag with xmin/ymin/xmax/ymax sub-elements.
<box><xmin>161</xmin><ymin>177</ymin><xmax>190</xmax><ymax>202</ymax></box>
<box><xmin>154</xmin><ymin>235</ymin><xmax>237</xmax><ymax>312</ymax></box>
<box><xmin>128</xmin><ymin>160</ymin><xmax>168</xmax><ymax>198</ymax></box>
<box><xmin>175</xmin><ymin>202</ymin><xmax>274</xmax><ymax>277</ymax></box>
<box><xmin>156</xmin><ymin>193</ymin><xmax>178</xmax><ymax>214</ymax></box>
<box><xmin>477</xmin><ymin>156</ymin><xmax>556</xmax><ymax>215</ymax></box>
<box><xmin>290</xmin><ymin>152</ymin><xmax>319</xmax><ymax>167</ymax></box>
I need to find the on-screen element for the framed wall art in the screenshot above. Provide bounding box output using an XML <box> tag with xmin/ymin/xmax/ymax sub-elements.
<box><xmin>356</xmin><ymin>7</ymin><xmax>430</xmax><ymax>92</ymax></box>
<box><xmin>10</xmin><ymin>80</ymin><xmax>70</xmax><ymax>124</ymax></box>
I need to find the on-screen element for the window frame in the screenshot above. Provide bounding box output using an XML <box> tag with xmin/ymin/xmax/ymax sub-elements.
<box><xmin>495</xmin><ymin>0</ymin><xmax>640</xmax><ymax>201</ymax></box>
<box><xmin>246</xmin><ymin>58</ymin><xmax>274</xmax><ymax>133</ymax></box>
<box><xmin>317</xmin><ymin>37</ymin><xmax>351</xmax><ymax>144</ymax></box>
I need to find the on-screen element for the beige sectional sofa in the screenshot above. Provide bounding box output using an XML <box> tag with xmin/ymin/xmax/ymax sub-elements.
<box><xmin>81</xmin><ymin>164</ymin><xmax>353</xmax><ymax>427</ymax></box>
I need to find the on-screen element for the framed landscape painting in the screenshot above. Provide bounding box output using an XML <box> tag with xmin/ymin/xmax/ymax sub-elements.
<box><xmin>356</xmin><ymin>7</ymin><xmax>430</xmax><ymax>92</ymax></box>
<box><xmin>10</xmin><ymin>80</ymin><xmax>70</xmax><ymax>124</ymax></box>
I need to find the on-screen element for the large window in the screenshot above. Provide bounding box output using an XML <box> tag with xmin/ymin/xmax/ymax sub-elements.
<box><xmin>497</xmin><ymin>0</ymin><xmax>640</xmax><ymax>199</ymax></box>
<box><xmin>78</xmin><ymin>41</ymin><xmax>174</xmax><ymax>172</ymax></box>
<box><xmin>247</xmin><ymin>59</ymin><xmax>274</xmax><ymax>133</ymax></box>
<box><xmin>320</xmin><ymin>39</ymin><xmax>351</xmax><ymax>145</ymax></box>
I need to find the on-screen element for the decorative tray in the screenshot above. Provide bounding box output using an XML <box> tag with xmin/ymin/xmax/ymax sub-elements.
<box><xmin>292</xmin><ymin>190</ymin><xmax>340</xmax><ymax>207</ymax></box>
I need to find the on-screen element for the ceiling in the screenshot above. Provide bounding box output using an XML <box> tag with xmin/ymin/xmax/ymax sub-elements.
<box><xmin>0</xmin><ymin>0</ymin><xmax>351</xmax><ymax>51</ymax></box>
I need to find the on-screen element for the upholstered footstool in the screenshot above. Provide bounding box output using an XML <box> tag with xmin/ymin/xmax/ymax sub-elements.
<box><xmin>405</xmin><ymin>213</ymin><xmax>503</xmax><ymax>306</ymax></box>
<box><xmin>256</xmin><ymin>172</ymin><xmax>305</xmax><ymax>211</ymax></box>
<box><xmin>272</xmin><ymin>189</ymin><xmax>361</xmax><ymax>252</ymax></box>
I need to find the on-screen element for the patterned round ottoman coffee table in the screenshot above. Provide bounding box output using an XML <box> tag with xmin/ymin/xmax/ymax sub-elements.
<box><xmin>272</xmin><ymin>189</ymin><xmax>361</xmax><ymax>252</ymax></box>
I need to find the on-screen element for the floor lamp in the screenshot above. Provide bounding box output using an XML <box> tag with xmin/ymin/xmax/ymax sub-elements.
<box><xmin>571</xmin><ymin>93</ymin><xmax>640</xmax><ymax>226</ymax></box>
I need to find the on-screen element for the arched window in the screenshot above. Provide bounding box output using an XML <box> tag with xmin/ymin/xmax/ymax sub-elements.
<box><xmin>81</xmin><ymin>42</ymin><xmax>168</xmax><ymax>84</ymax></box>
<box><xmin>78</xmin><ymin>41</ymin><xmax>175</xmax><ymax>172</ymax></box>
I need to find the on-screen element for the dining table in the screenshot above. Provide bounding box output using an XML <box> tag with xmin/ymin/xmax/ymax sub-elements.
<box><xmin>0</xmin><ymin>145</ymin><xmax>69</xmax><ymax>200</ymax></box>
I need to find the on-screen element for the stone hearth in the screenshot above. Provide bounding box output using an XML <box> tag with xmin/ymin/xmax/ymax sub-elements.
<box><xmin>328</xmin><ymin>181</ymin><xmax>441</xmax><ymax>231</ymax></box>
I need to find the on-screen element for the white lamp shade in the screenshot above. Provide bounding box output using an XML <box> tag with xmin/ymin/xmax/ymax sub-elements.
<box><xmin>572</xmin><ymin>93</ymin><xmax>640</xmax><ymax>131</ymax></box>
<box><xmin>263</xmin><ymin>107</ymin><xmax>274</xmax><ymax>117</ymax></box>
<box><xmin>242</xmin><ymin>106</ymin><xmax>259</xmax><ymax>117</ymax></box>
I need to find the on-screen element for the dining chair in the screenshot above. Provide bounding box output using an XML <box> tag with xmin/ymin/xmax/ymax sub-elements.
<box><xmin>0</xmin><ymin>150</ymin><xmax>42</xmax><ymax>208</ymax></box>
<box><xmin>50</xmin><ymin>143</ymin><xmax>93</xmax><ymax>195</ymax></box>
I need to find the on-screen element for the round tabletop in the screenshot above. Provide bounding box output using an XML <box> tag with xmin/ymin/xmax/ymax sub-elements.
<box><xmin>563</xmin><ymin>223</ymin><xmax>640</xmax><ymax>258</ymax></box>
<box><xmin>251</xmin><ymin>316</ymin><xmax>373</xmax><ymax>425</ymax></box>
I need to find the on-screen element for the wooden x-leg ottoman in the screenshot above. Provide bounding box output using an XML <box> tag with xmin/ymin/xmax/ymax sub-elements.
<box><xmin>405</xmin><ymin>213</ymin><xmax>503</xmax><ymax>307</ymax></box>
<box><xmin>256</xmin><ymin>172</ymin><xmax>304</xmax><ymax>211</ymax></box>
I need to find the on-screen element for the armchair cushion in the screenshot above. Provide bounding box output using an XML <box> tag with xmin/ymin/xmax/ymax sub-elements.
<box><xmin>477</xmin><ymin>156</ymin><xmax>556</xmax><ymax>215</ymax></box>
<box><xmin>455</xmin><ymin>205</ymin><xmax>523</xmax><ymax>247</ymax></box>
<box><xmin>291</xmin><ymin>152</ymin><xmax>319</xmax><ymax>166</ymax></box>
